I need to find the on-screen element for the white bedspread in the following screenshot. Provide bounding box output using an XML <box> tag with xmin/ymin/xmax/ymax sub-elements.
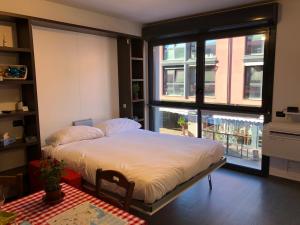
<box><xmin>42</xmin><ymin>129</ymin><xmax>224</xmax><ymax>203</ymax></box>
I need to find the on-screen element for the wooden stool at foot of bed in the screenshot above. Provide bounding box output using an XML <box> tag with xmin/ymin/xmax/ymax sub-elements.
<box><xmin>29</xmin><ymin>160</ymin><xmax>82</xmax><ymax>192</ymax></box>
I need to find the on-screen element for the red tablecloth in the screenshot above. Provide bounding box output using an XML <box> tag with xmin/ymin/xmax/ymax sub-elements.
<box><xmin>1</xmin><ymin>183</ymin><xmax>146</xmax><ymax>225</ymax></box>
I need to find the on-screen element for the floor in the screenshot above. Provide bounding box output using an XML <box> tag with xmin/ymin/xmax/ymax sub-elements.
<box><xmin>227</xmin><ymin>155</ymin><xmax>261</xmax><ymax>169</ymax></box>
<box><xmin>133</xmin><ymin>169</ymin><xmax>300</xmax><ymax>225</ymax></box>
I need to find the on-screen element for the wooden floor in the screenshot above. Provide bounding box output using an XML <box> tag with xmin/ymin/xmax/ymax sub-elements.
<box><xmin>132</xmin><ymin>168</ymin><xmax>300</xmax><ymax>225</ymax></box>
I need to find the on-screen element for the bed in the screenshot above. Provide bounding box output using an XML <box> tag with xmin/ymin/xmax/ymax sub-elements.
<box><xmin>42</xmin><ymin>119</ymin><xmax>226</xmax><ymax>214</ymax></box>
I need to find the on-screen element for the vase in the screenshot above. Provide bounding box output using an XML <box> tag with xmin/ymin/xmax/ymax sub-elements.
<box><xmin>44</xmin><ymin>185</ymin><xmax>64</xmax><ymax>203</ymax></box>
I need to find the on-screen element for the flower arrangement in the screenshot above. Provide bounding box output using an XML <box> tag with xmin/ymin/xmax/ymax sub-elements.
<box><xmin>40</xmin><ymin>158</ymin><xmax>65</xmax><ymax>193</ymax></box>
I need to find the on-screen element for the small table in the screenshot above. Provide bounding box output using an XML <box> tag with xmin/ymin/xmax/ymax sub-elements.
<box><xmin>1</xmin><ymin>183</ymin><xmax>146</xmax><ymax>225</ymax></box>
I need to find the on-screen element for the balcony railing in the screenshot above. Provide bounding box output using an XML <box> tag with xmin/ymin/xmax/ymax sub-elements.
<box><xmin>202</xmin><ymin>129</ymin><xmax>261</xmax><ymax>160</ymax></box>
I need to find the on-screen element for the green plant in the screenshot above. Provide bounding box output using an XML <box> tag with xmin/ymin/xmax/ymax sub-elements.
<box><xmin>40</xmin><ymin>159</ymin><xmax>65</xmax><ymax>192</ymax></box>
<box><xmin>132</xmin><ymin>83</ymin><xmax>140</xmax><ymax>97</ymax></box>
<box><xmin>177</xmin><ymin>116</ymin><xmax>187</xmax><ymax>127</ymax></box>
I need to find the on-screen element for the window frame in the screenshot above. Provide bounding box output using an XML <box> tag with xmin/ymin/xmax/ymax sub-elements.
<box><xmin>243</xmin><ymin>65</ymin><xmax>264</xmax><ymax>100</ymax></box>
<box><xmin>162</xmin><ymin>66</ymin><xmax>185</xmax><ymax>97</ymax></box>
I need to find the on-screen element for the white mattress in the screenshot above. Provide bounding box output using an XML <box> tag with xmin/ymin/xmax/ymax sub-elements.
<box><xmin>42</xmin><ymin>129</ymin><xmax>224</xmax><ymax>203</ymax></box>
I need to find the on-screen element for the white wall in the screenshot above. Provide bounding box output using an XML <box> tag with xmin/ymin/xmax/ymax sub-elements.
<box><xmin>32</xmin><ymin>26</ymin><xmax>119</xmax><ymax>144</ymax></box>
<box><xmin>0</xmin><ymin>0</ymin><xmax>141</xmax><ymax>36</ymax></box>
<box><xmin>269</xmin><ymin>0</ymin><xmax>300</xmax><ymax>181</ymax></box>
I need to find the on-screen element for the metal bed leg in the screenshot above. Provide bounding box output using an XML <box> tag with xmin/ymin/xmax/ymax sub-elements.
<box><xmin>208</xmin><ymin>174</ymin><xmax>212</xmax><ymax>190</ymax></box>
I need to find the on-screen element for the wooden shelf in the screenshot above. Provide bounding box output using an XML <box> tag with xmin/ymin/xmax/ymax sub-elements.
<box><xmin>138</xmin><ymin>118</ymin><xmax>144</xmax><ymax>122</ymax></box>
<box><xmin>132</xmin><ymin>79</ymin><xmax>144</xmax><ymax>82</ymax></box>
<box><xmin>0</xmin><ymin>46</ymin><xmax>31</xmax><ymax>53</ymax></box>
<box><xmin>132</xmin><ymin>99</ymin><xmax>144</xmax><ymax>103</ymax></box>
<box><xmin>0</xmin><ymin>165</ymin><xmax>27</xmax><ymax>176</ymax></box>
<box><xmin>131</xmin><ymin>57</ymin><xmax>143</xmax><ymax>61</ymax></box>
<box><xmin>0</xmin><ymin>80</ymin><xmax>34</xmax><ymax>86</ymax></box>
<box><xmin>0</xmin><ymin>139</ymin><xmax>38</xmax><ymax>151</ymax></box>
<box><xmin>0</xmin><ymin>12</ymin><xmax>41</xmax><ymax>176</ymax></box>
<box><xmin>0</xmin><ymin>111</ymin><xmax>36</xmax><ymax>119</ymax></box>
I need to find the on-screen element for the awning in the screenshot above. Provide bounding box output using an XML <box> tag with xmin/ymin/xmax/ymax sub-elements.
<box><xmin>212</xmin><ymin>114</ymin><xmax>264</xmax><ymax>123</ymax></box>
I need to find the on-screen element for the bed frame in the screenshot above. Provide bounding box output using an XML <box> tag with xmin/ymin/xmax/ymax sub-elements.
<box><xmin>82</xmin><ymin>157</ymin><xmax>226</xmax><ymax>215</ymax></box>
<box><xmin>72</xmin><ymin>119</ymin><xmax>227</xmax><ymax>215</ymax></box>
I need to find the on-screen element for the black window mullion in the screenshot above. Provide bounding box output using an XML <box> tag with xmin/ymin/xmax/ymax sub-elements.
<box><xmin>196</xmin><ymin>39</ymin><xmax>205</xmax><ymax>108</ymax></box>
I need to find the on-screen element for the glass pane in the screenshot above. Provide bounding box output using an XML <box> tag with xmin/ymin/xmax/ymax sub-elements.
<box><xmin>204</xmin><ymin>34</ymin><xmax>265</xmax><ymax>107</ymax></box>
<box><xmin>244</xmin><ymin>66</ymin><xmax>263</xmax><ymax>99</ymax></box>
<box><xmin>204</xmin><ymin>66</ymin><xmax>216</xmax><ymax>97</ymax></box>
<box><xmin>201</xmin><ymin>111</ymin><xmax>264</xmax><ymax>170</ymax></box>
<box><xmin>245</xmin><ymin>34</ymin><xmax>265</xmax><ymax>55</ymax></box>
<box><xmin>153</xmin><ymin>42</ymin><xmax>197</xmax><ymax>102</ymax></box>
<box><xmin>153</xmin><ymin>107</ymin><xmax>198</xmax><ymax>137</ymax></box>
<box><xmin>163</xmin><ymin>67</ymin><xmax>184</xmax><ymax>96</ymax></box>
<box><xmin>188</xmin><ymin>66</ymin><xmax>196</xmax><ymax>96</ymax></box>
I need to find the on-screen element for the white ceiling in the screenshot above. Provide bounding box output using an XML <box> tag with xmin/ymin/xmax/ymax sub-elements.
<box><xmin>48</xmin><ymin>0</ymin><xmax>265</xmax><ymax>24</ymax></box>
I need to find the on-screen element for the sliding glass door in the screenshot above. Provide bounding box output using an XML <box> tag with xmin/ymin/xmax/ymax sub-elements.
<box><xmin>149</xmin><ymin>28</ymin><xmax>274</xmax><ymax>175</ymax></box>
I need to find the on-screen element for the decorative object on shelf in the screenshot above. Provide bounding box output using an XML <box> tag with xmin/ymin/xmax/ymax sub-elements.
<box><xmin>40</xmin><ymin>158</ymin><xmax>65</xmax><ymax>204</ymax></box>
<box><xmin>16</xmin><ymin>101</ymin><xmax>23</xmax><ymax>111</ymax></box>
<box><xmin>0</xmin><ymin>65</ymin><xmax>28</xmax><ymax>80</ymax></box>
<box><xmin>0</xmin><ymin>132</ymin><xmax>16</xmax><ymax>147</ymax></box>
<box><xmin>2</xmin><ymin>34</ymin><xmax>7</xmax><ymax>47</ymax></box>
<box><xmin>0</xmin><ymin>74</ymin><xmax>3</xmax><ymax>82</ymax></box>
<box><xmin>15</xmin><ymin>101</ymin><xmax>29</xmax><ymax>112</ymax></box>
<box><xmin>132</xmin><ymin>83</ymin><xmax>140</xmax><ymax>100</ymax></box>
<box><xmin>287</xmin><ymin>106</ymin><xmax>299</xmax><ymax>113</ymax></box>
<box><xmin>177</xmin><ymin>116</ymin><xmax>188</xmax><ymax>136</ymax></box>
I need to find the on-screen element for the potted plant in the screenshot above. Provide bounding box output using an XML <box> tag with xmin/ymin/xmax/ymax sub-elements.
<box><xmin>132</xmin><ymin>83</ymin><xmax>140</xmax><ymax>100</ymax></box>
<box><xmin>40</xmin><ymin>158</ymin><xmax>65</xmax><ymax>203</ymax></box>
<box><xmin>177</xmin><ymin>116</ymin><xmax>188</xmax><ymax>136</ymax></box>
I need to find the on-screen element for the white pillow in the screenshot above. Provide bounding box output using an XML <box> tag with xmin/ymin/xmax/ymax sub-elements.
<box><xmin>95</xmin><ymin>118</ymin><xmax>141</xmax><ymax>136</ymax></box>
<box><xmin>45</xmin><ymin>125</ymin><xmax>104</xmax><ymax>146</ymax></box>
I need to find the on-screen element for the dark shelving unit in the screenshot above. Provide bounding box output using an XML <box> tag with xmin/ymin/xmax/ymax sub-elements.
<box><xmin>0</xmin><ymin>14</ymin><xmax>41</xmax><ymax>176</ymax></box>
<box><xmin>117</xmin><ymin>38</ymin><xmax>145</xmax><ymax>128</ymax></box>
<box><xmin>0</xmin><ymin>46</ymin><xmax>31</xmax><ymax>53</ymax></box>
<box><xmin>0</xmin><ymin>111</ymin><xmax>36</xmax><ymax>119</ymax></box>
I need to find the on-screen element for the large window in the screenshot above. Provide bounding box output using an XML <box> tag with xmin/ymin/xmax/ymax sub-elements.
<box><xmin>244</xmin><ymin>66</ymin><xmax>263</xmax><ymax>99</ymax></box>
<box><xmin>163</xmin><ymin>67</ymin><xmax>184</xmax><ymax>96</ymax></box>
<box><xmin>150</xmin><ymin>30</ymin><xmax>272</xmax><ymax>174</ymax></box>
